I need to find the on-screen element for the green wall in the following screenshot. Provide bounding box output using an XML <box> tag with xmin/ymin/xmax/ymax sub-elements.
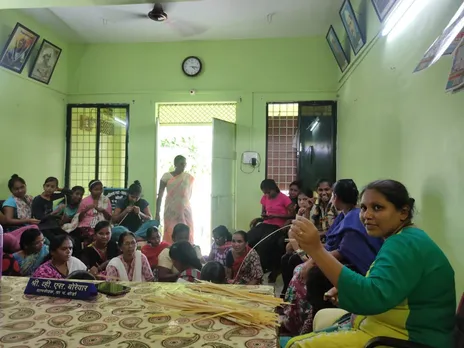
<box><xmin>337</xmin><ymin>0</ymin><xmax>464</xmax><ymax>294</ymax></box>
<box><xmin>67</xmin><ymin>38</ymin><xmax>338</xmax><ymax>228</ymax></box>
<box><xmin>0</xmin><ymin>10</ymin><xmax>68</xmax><ymax>198</ymax></box>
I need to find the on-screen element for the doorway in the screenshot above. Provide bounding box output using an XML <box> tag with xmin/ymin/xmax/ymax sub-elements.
<box><xmin>156</xmin><ymin>103</ymin><xmax>237</xmax><ymax>253</ymax></box>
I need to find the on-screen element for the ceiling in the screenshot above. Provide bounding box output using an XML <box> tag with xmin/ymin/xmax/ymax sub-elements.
<box><xmin>21</xmin><ymin>0</ymin><xmax>344</xmax><ymax>43</ymax></box>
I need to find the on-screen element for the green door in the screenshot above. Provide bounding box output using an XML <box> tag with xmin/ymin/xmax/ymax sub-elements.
<box><xmin>211</xmin><ymin>118</ymin><xmax>236</xmax><ymax>231</ymax></box>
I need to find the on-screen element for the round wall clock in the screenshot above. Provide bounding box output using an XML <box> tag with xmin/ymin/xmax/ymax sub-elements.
<box><xmin>182</xmin><ymin>56</ymin><xmax>202</xmax><ymax>77</ymax></box>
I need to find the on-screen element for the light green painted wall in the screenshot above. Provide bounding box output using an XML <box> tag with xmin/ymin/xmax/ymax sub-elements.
<box><xmin>337</xmin><ymin>0</ymin><xmax>464</xmax><ymax>293</ymax></box>
<box><xmin>0</xmin><ymin>10</ymin><xmax>68</xmax><ymax>198</ymax></box>
<box><xmin>67</xmin><ymin>38</ymin><xmax>338</xmax><ymax>228</ymax></box>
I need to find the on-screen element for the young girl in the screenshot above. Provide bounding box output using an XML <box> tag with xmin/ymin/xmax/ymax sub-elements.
<box><xmin>32</xmin><ymin>177</ymin><xmax>70</xmax><ymax>241</ymax></box>
<box><xmin>225</xmin><ymin>231</ymin><xmax>263</xmax><ymax>285</ymax></box>
<box><xmin>288</xmin><ymin>180</ymin><xmax>302</xmax><ymax>215</ymax></box>
<box><xmin>53</xmin><ymin>186</ymin><xmax>85</xmax><ymax>225</ymax></box>
<box><xmin>281</xmin><ymin>188</ymin><xmax>315</xmax><ymax>296</ymax></box>
<box><xmin>141</xmin><ymin>227</ymin><xmax>170</xmax><ymax>269</ymax></box>
<box><xmin>207</xmin><ymin>225</ymin><xmax>232</xmax><ymax>266</ymax></box>
<box><xmin>81</xmin><ymin>221</ymin><xmax>120</xmax><ymax>278</ymax></box>
<box><xmin>310</xmin><ymin>179</ymin><xmax>338</xmax><ymax>239</ymax></box>
<box><xmin>201</xmin><ymin>261</ymin><xmax>226</xmax><ymax>284</ymax></box>
<box><xmin>74</xmin><ymin>180</ymin><xmax>112</xmax><ymax>256</ymax></box>
<box><xmin>169</xmin><ymin>241</ymin><xmax>203</xmax><ymax>283</ymax></box>
<box><xmin>248</xmin><ymin>179</ymin><xmax>293</xmax><ymax>282</ymax></box>
<box><xmin>31</xmin><ymin>177</ymin><xmax>68</xmax><ymax>221</ymax></box>
<box><xmin>112</xmin><ymin>180</ymin><xmax>156</xmax><ymax>240</ymax></box>
<box><xmin>2</xmin><ymin>174</ymin><xmax>39</xmax><ymax>229</ymax></box>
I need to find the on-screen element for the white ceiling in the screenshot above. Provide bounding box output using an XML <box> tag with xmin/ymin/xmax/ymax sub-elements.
<box><xmin>21</xmin><ymin>0</ymin><xmax>344</xmax><ymax>43</ymax></box>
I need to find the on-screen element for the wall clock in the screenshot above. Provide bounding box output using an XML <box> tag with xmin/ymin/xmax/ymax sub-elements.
<box><xmin>182</xmin><ymin>56</ymin><xmax>202</xmax><ymax>77</ymax></box>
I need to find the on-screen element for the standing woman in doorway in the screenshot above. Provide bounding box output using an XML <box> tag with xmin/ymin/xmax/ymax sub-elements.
<box><xmin>156</xmin><ymin>155</ymin><xmax>194</xmax><ymax>244</ymax></box>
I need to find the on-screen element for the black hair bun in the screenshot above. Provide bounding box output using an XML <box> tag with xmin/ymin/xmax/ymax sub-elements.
<box><xmin>134</xmin><ymin>180</ymin><xmax>141</xmax><ymax>186</ymax></box>
<box><xmin>408</xmin><ymin>198</ymin><xmax>415</xmax><ymax>206</ymax></box>
<box><xmin>11</xmin><ymin>174</ymin><xmax>19</xmax><ymax>179</ymax></box>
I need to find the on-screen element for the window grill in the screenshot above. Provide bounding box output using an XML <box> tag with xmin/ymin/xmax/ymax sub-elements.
<box><xmin>66</xmin><ymin>105</ymin><xmax>129</xmax><ymax>189</ymax></box>
<box><xmin>266</xmin><ymin>103</ymin><xmax>299</xmax><ymax>191</ymax></box>
<box><xmin>158</xmin><ymin>103</ymin><xmax>236</xmax><ymax>124</ymax></box>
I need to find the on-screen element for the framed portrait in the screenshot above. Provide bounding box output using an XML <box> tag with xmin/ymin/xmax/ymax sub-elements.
<box><xmin>340</xmin><ymin>0</ymin><xmax>366</xmax><ymax>55</ymax></box>
<box><xmin>326</xmin><ymin>26</ymin><xmax>350</xmax><ymax>72</ymax></box>
<box><xmin>29</xmin><ymin>40</ymin><xmax>62</xmax><ymax>85</ymax></box>
<box><xmin>371</xmin><ymin>0</ymin><xmax>399</xmax><ymax>22</ymax></box>
<box><xmin>0</xmin><ymin>22</ymin><xmax>40</xmax><ymax>74</ymax></box>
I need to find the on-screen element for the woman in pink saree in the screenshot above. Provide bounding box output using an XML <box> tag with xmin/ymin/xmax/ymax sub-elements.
<box><xmin>156</xmin><ymin>155</ymin><xmax>194</xmax><ymax>244</ymax></box>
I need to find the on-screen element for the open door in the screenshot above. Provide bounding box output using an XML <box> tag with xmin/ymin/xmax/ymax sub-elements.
<box><xmin>211</xmin><ymin>118</ymin><xmax>236</xmax><ymax>232</ymax></box>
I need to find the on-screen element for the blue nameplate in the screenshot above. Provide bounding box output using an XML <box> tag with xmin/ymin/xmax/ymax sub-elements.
<box><xmin>24</xmin><ymin>278</ymin><xmax>98</xmax><ymax>300</ymax></box>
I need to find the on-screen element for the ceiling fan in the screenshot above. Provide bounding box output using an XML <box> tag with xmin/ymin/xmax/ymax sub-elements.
<box><xmin>117</xmin><ymin>2</ymin><xmax>207</xmax><ymax>37</ymax></box>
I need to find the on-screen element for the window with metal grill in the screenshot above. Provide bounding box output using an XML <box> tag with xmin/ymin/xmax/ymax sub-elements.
<box><xmin>66</xmin><ymin>104</ymin><xmax>129</xmax><ymax>189</ymax></box>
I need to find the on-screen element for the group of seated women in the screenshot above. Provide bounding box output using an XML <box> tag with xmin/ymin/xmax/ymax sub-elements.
<box><xmin>0</xmin><ymin>172</ymin><xmax>264</xmax><ymax>284</ymax></box>
<box><xmin>1</xmin><ymin>220</ymin><xmax>263</xmax><ymax>285</ymax></box>
<box><xmin>1</xmin><ymin>171</ymin><xmax>459</xmax><ymax>348</ymax></box>
<box><xmin>0</xmin><ymin>174</ymin><xmax>158</xmax><ymax>255</ymax></box>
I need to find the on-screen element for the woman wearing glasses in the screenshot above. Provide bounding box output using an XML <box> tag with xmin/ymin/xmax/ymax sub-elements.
<box><xmin>106</xmin><ymin>232</ymin><xmax>154</xmax><ymax>282</ymax></box>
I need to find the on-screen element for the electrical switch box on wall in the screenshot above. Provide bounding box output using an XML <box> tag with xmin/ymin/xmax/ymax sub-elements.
<box><xmin>242</xmin><ymin>151</ymin><xmax>258</xmax><ymax>165</ymax></box>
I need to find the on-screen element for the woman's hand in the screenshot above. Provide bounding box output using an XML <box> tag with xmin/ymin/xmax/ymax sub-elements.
<box><xmin>285</xmin><ymin>242</ymin><xmax>294</xmax><ymax>254</ymax></box>
<box><xmin>290</xmin><ymin>215</ymin><xmax>324</xmax><ymax>255</ymax></box>
<box><xmin>298</xmin><ymin>207</ymin><xmax>306</xmax><ymax>216</ymax></box>
<box><xmin>324</xmin><ymin>287</ymin><xmax>339</xmax><ymax>306</ymax></box>
<box><xmin>27</xmin><ymin>218</ymin><xmax>41</xmax><ymax>225</ymax></box>
<box><xmin>83</xmin><ymin>204</ymin><xmax>96</xmax><ymax>213</ymax></box>
<box><xmin>133</xmin><ymin>206</ymin><xmax>141</xmax><ymax>214</ymax></box>
<box><xmin>290</xmin><ymin>238</ymin><xmax>300</xmax><ymax>252</ymax></box>
<box><xmin>89</xmin><ymin>266</ymin><xmax>99</xmax><ymax>276</ymax></box>
<box><xmin>125</xmin><ymin>206</ymin><xmax>134</xmax><ymax>214</ymax></box>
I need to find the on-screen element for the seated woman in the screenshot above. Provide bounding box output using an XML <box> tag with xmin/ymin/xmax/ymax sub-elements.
<box><xmin>13</xmin><ymin>228</ymin><xmax>49</xmax><ymax>276</ymax></box>
<box><xmin>201</xmin><ymin>261</ymin><xmax>226</xmax><ymax>284</ymax></box>
<box><xmin>157</xmin><ymin>223</ymin><xmax>202</xmax><ymax>282</ymax></box>
<box><xmin>170</xmin><ymin>241</ymin><xmax>203</xmax><ymax>283</ymax></box>
<box><xmin>281</xmin><ymin>179</ymin><xmax>383</xmax><ymax>337</ymax></box>
<box><xmin>53</xmin><ymin>186</ymin><xmax>85</xmax><ymax>225</ymax></box>
<box><xmin>310</xmin><ymin>179</ymin><xmax>338</xmax><ymax>242</ymax></box>
<box><xmin>1</xmin><ymin>211</ymin><xmax>39</xmax><ymax>253</ymax></box>
<box><xmin>248</xmin><ymin>179</ymin><xmax>293</xmax><ymax>282</ymax></box>
<box><xmin>250</xmin><ymin>181</ymin><xmax>301</xmax><ymax>229</ymax></box>
<box><xmin>32</xmin><ymin>235</ymin><xmax>87</xmax><ymax>279</ymax></box>
<box><xmin>31</xmin><ymin>177</ymin><xmax>70</xmax><ymax>241</ymax></box>
<box><xmin>72</xmin><ymin>180</ymin><xmax>112</xmax><ymax>256</ymax></box>
<box><xmin>281</xmin><ymin>187</ymin><xmax>315</xmax><ymax>297</ymax></box>
<box><xmin>112</xmin><ymin>181</ymin><xmax>158</xmax><ymax>241</ymax></box>
<box><xmin>225</xmin><ymin>231</ymin><xmax>263</xmax><ymax>285</ymax></box>
<box><xmin>207</xmin><ymin>225</ymin><xmax>232</xmax><ymax>266</ymax></box>
<box><xmin>81</xmin><ymin>221</ymin><xmax>120</xmax><ymax>278</ymax></box>
<box><xmin>286</xmin><ymin>179</ymin><xmax>456</xmax><ymax>348</ymax></box>
<box><xmin>2</xmin><ymin>174</ymin><xmax>40</xmax><ymax>230</ymax></box>
<box><xmin>106</xmin><ymin>232</ymin><xmax>154</xmax><ymax>282</ymax></box>
<box><xmin>141</xmin><ymin>227</ymin><xmax>170</xmax><ymax>270</ymax></box>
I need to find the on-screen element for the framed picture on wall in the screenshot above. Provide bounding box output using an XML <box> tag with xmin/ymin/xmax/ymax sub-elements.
<box><xmin>326</xmin><ymin>26</ymin><xmax>350</xmax><ymax>72</ymax></box>
<box><xmin>0</xmin><ymin>22</ymin><xmax>39</xmax><ymax>74</ymax></box>
<box><xmin>29</xmin><ymin>40</ymin><xmax>62</xmax><ymax>85</ymax></box>
<box><xmin>371</xmin><ymin>0</ymin><xmax>399</xmax><ymax>22</ymax></box>
<box><xmin>340</xmin><ymin>0</ymin><xmax>366</xmax><ymax>55</ymax></box>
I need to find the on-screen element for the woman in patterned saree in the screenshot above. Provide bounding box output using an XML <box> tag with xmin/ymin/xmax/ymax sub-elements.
<box><xmin>156</xmin><ymin>155</ymin><xmax>194</xmax><ymax>244</ymax></box>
